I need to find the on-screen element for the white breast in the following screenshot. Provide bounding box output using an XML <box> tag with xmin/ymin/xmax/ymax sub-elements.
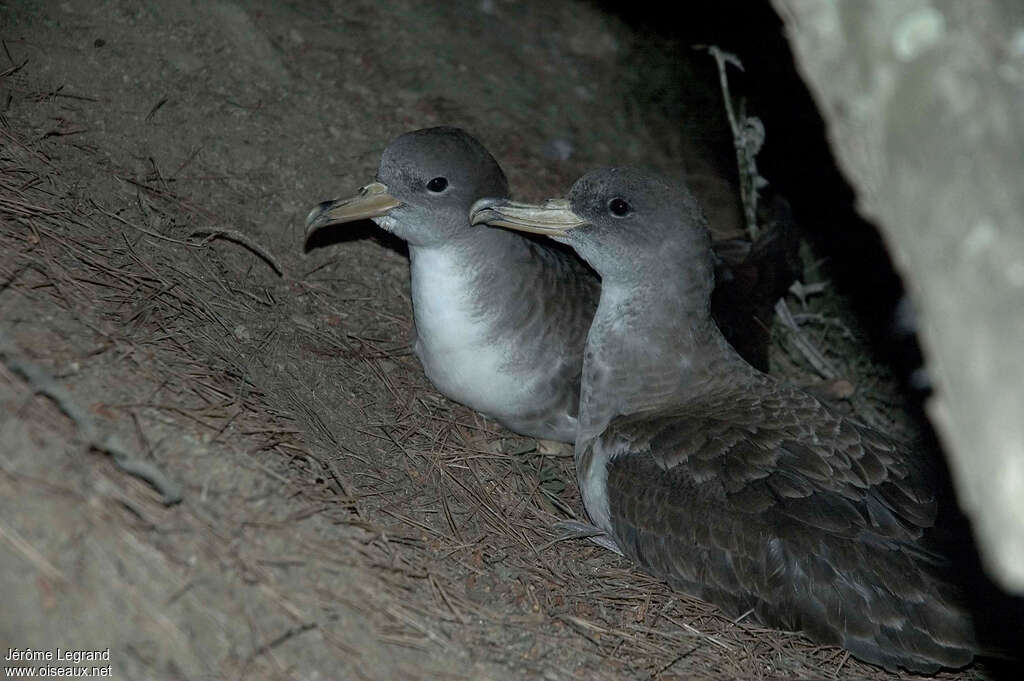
<box><xmin>408</xmin><ymin>246</ymin><xmax>531</xmax><ymax>417</ymax></box>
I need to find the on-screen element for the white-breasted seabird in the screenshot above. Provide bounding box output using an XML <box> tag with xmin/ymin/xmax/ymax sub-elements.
<box><xmin>306</xmin><ymin>127</ymin><xmax>596</xmax><ymax>441</ymax></box>
<box><xmin>470</xmin><ymin>167</ymin><xmax>993</xmax><ymax>673</ymax></box>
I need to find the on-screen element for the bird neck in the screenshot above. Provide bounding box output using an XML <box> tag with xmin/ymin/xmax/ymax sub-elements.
<box><xmin>406</xmin><ymin>225</ymin><xmax>543</xmax><ymax>329</ymax></box>
<box><xmin>576</xmin><ymin>270</ymin><xmax>737</xmax><ymax>448</ymax></box>
<box><xmin>421</xmin><ymin>220</ymin><xmax>529</xmax><ymax>260</ymax></box>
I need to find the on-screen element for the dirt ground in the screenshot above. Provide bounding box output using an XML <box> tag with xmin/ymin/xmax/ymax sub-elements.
<box><xmin>0</xmin><ymin>1</ymin><xmax>999</xmax><ymax>680</ymax></box>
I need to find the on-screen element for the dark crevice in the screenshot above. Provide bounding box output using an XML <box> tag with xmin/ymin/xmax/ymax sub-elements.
<box><xmin>593</xmin><ymin>0</ymin><xmax>928</xmax><ymax>407</ymax></box>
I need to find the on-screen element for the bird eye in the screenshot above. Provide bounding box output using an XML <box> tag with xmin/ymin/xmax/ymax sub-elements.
<box><xmin>608</xmin><ymin>198</ymin><xmax>631</xmax><ymax>217</ymax></box>
<box><xmin>426</xmin><ymin>177</ymin><xmax>449</xmax><ymax>193</ymax></box>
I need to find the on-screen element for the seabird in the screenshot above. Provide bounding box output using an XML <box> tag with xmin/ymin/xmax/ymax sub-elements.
<box><xmin>306</xmin><ymin>127</ymin><xmax>792</xmax><ymax>442</ymax></box>
<box><xmin>306</xmin><ymin>127</ymin><xmax>596</xmax><ymax>441</ymax></box>
<box><xmin>470</xmin><ymin>167</ymin><xmax>983</xmax><ymax>672</ymax></box>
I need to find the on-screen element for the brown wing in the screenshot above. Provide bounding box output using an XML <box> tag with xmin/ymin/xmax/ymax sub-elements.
<box><xmin>600</xmin><ymin>380</ymin><xmax>976</xmax><ymax>673</ymax></box>
<box><xmin>710</xmin><ymin>196</ymin><xmax>801</xmax><ymax>372</ymax></box>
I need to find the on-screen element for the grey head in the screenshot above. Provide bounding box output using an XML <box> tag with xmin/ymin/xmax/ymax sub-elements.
<box><xmin>307</xmin><ymin>127</ymin><xmax>509</xmax><ymax>248</ymax></box>
<box><xmin>472</xmin><ymin>167</ymin><xmax>715</xmax><ymax>302</ymax></box>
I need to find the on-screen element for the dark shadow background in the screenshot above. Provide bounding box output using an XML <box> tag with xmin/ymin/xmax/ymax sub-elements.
<box><xmin>594</xmin><ymin>0</ymin><xmax>927</xmax><ymax>401</ymax></box>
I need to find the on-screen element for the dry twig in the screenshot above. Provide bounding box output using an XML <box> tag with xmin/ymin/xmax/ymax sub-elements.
<box><xmin>189</xmin><ymin>228</ymin><xmax>284</xmax><ymax>277</ymax></box>
<box><xmin>0</xmin><ymin>330</ymin><xmax>183</xmax><ymax>504</ymax></box>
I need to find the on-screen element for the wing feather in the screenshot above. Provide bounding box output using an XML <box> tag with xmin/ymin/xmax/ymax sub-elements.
<box><xmin>597</xmin><ymin>378</ymin><xmax>975</xmax><ymax>672</ymax></box>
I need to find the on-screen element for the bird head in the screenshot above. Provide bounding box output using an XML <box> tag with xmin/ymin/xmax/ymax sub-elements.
<box><xmin>306</xmin><ymin>127</ymin><xmax>509</xmax><ymax>248</ymax></box>
<box><xmin>471</xmin><ymin>167</ymin><xmax>712</xmax><ymax>286</ymax></box>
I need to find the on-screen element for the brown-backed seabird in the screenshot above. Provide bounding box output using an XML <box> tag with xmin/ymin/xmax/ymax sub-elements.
<box><xmin>470</xmin><ymin>167</ymin><xmax>984</xmax><ymax>673</ymax></box>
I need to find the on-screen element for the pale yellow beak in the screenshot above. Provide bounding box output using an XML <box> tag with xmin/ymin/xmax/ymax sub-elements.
<box><xmin>305</xmin><ymin>182</ymin><xmax>403</xmax><ymax>240</ymax></box>
<box><xmin>469</xmin><ymin>198</ymin><xmax>587</xmax><ymax>236</ymax></box>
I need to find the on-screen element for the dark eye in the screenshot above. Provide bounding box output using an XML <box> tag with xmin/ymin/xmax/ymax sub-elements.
<box><xmin>608</xmin><ymin>197</ymin><xmax>631</xmax><ymax>217</ymax></box>
<box><xmin>426</xmin><ymin>177</ymin><xmax>448</xmax><ymax>193</ymax></box>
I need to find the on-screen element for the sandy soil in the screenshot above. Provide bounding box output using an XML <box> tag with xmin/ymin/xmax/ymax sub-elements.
<box><xmin>0</xmin><ymin>1</ymin><xmax>995</xmax><ymax>680</ymax></box>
